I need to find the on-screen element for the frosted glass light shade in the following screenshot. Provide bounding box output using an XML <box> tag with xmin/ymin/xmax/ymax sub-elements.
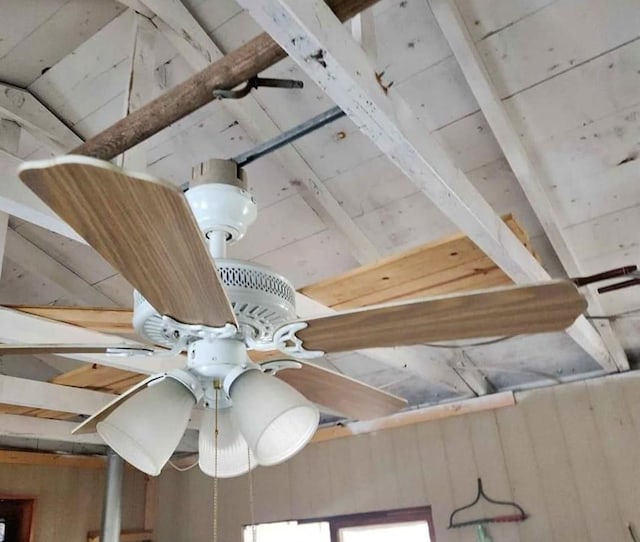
<box><xmin>198</xmin><ymin>407</ymin><xmax>256</xmax><ymax>478</ymax></box>
<box><xmin>97</xmin><ymin>377</ymin><xmax>196</xmax><ymax>476</ymax></box>
<box><xmin>230</xmin><ymin>370</ymin><xmax>319</xmax><ymax>466</ymax></box>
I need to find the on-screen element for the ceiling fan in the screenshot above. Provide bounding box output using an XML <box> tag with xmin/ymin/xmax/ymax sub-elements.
<box><xmin>8</xmin><ymin>154</ymin><xmax>588</xmax><ymax>478</ymax></box>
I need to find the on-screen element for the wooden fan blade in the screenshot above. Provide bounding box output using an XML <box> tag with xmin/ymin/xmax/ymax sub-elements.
<box><xmin>293</xmin><ymin>281</ymin><xmax>587</xmax><ymax>354</ymax></box>
<box><xmin>272</xmin><ymin>361</ymin><xmax>407</xmax><ymax>420</ymax></box>
<box><xmin>18</xmin><ymin>156</ymin><xmax>236</xmax><ymax>328</ymax></box>
<box><xmin>73</xmin><ymin>374</ymin><xmax>161</xmax><ymax>435</ymax></box>
<box><xmin>0</xmin><ymin>344</ymin><xmax>122</xmax><ymax>355</ymax></box>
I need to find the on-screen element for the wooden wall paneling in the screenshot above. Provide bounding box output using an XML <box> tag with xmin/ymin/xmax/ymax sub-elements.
<box><xmin>389</xmin><ymin>425</ymin><xmax>427</xmax><ymax>509</ymax></box>
<box><xmin>553</xmin><ymin>383</ymin><xmax>626</xmax><ymax>540</ymax></box>
<box><xmin>476</xmin><ymin>0</ymin><xmax>640</xmax><ymax>99</ymax></box>
<box><xmin>286</xmin><ymin>445</ymin><xmax>314</xmax><ymax>519</ymax></box>
<box><xmin>587</xmin><ymin>375</ymin><xmax>640</xmax><ymax>531</ymax></box>
<box><xmin>440</xmin><ymin>415</ymin><xmax>480</xmax><ymax>542</ymax></box>
<box><xmin>468</xmin><ymin>410</ymin><xmax>520</xmax><ymax>541</ymax></box>
<box><xmin>494</xmin><ymin>404</ymin><xmax>554</xmax><ymax>541</ymax></box>
<box><xmin>415</xmin><ymin>422</ymin><xmax>461</xmax><ymax>542</ymax></box>
<box><xmin>519</xmin><ymin>389</ymin><xmax>590</xmax><ymax>540</ymax></box>
<box><xmin>367</xmin><ymin>430</ymin><xmax>402</xmax><ymax>512</ymax></box>
<box><xmin>304</xmin><ymin>441</ymin><xmax>335</xmax><ymax>518</ymax></box>
<box><xmin>345</xmin><ymin>433</ymin><xmax>377</xmax><ymax>514</ymax></box>
<box><xmin>326</xmin><ymin>436</ymin><xmax>357</xmax><ymax>516</ymax></box>
<box><xmin>252</xmin><ymin>463</ymin><xmax>292</xmax><ymax>524</ymax></box>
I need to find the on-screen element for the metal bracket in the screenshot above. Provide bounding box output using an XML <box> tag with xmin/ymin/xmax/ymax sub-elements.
<box><xmin>261</xmin><ymin>359</ymin><xmax>303</xmax><ymax>375</ymax></box>
<box><xmin>213</xmin><ymin>76</ymin><xmax>303</xmax><ymax>100</ymax></box>
<box><xmin>161</xmin><ymin>315</ymin><xmax>239</xmax><ymax>344</ymax></box>
<box><xmin>249</xmin><ymin>321</ymin><xmax>324</xmax><ymax>359</ymax></box>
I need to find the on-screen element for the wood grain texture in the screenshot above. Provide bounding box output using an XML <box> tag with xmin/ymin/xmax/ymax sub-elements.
<box><xmin>301</xmin><ymin>215</ymin><xmax>534</xmax><ymax>310</ymax></box>
<box><xmin>19</xmin><ymin>156</ymin><xmax>236</xmax><ymax>328</ymax></box>
<box><xmin>276</xmin><ymin>361</ymin><xmax>406</xmax><ymax>420</ymax></box>
<box><xmin>10</xmin><ymin>306</ymin><xmax>136</xmax><ymax>335</ymax></box>
<box><xmin>87</xmin><ymin>530</ymin><xmax>153</xmax><ymax>542</ymax></box>
<box><xmin>0</xmin><ymin>450</ymin><xmax>106</xmax><ymax>469</ymax></box>
<box><xmin>71</xmin><ymin>0</ymin><xmax>378</xmax><ymax>160</ymax></box>
<box><xmin>0</xmin><ymin>345</ymin><xmax>113</xmax><ymax>355</ymax></box>
<box><xmin>296</xmin><ymin>281</ymin><xmax>587</xmax><ymax>353</ymax></box>
<box><xmin>312</xmin><ymin>392</ymin><xmax>515</xmax><ymax>443</ymax></box>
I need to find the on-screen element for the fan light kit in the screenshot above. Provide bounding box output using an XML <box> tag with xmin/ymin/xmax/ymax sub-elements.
<box><xmin>83</xmin><ymin>158</ymin><xmax>321</xmax><ymax>477</ymax></box>
<box><xmin>15</xmin><ymin>154</ymin><xmax>590</xmax><ymax>478</ymax></box>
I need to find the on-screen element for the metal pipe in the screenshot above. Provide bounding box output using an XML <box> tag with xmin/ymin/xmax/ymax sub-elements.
<box><xmin>100</xmin><ymin>449</ymin><xmax>124</xmax><ymax>542</ymax></box>
<box><xmin>233</xmin><ymin>106</ymin><xmax>346</xmax><ymax>167</ymax></box>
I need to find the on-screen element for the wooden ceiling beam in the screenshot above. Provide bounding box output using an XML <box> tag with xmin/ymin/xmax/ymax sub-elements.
<box><xmin>72</xmin><ymin>0</ymin><xmax>381</xmax><ymax>160</ymax></box>
<box><xmin>235</xmin><ymin>0</ymin><xmax>621</xmax><ymax>373</ymax></box>
<box><xmin>429</xmin><ymin>0</ymin><xmax>628</xmax><ymax>372</ymax></box>
<box><xmin>118</xmin><ymin>0</ymin><xmax>380</xmax><ymax>265</ymax></box>
<box><xmin>0</xmin><ymin>449</ymin><xmax>107</xmax><ymax>469</ymax></box>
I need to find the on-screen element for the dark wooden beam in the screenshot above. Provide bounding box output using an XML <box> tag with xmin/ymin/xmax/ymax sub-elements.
<box><xmin>72</xmin><ymin>0</ymin><xmax>379</xmax><ymax>160</ymax></box>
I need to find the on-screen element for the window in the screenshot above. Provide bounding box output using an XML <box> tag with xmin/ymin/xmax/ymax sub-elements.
<box><xmin>244</xmin><ymin>507</ymin><xmax>434</xmax><ymax>542</ymax></box>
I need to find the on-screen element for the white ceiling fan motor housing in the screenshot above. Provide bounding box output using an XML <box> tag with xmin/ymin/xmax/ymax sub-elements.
<box><xmin>132</xmin><ymin>260</ymin><xmax>297</xmax><ymax>347</ymax></box>
<box><xmin>185</xmin><ymin>158</ymin><xmax>257</xmax><ymax>244</ymax></box>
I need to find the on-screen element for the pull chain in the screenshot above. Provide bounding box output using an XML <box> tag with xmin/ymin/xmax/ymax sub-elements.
<box><xmin>248</xmin><ymin>448</ymin><xmax>257</xmax><ymax>542</ymax></box>
<box><xmin>213</xmin><ymin>385</ymin><xmax>220</xmax><ymax>542</ymax></box>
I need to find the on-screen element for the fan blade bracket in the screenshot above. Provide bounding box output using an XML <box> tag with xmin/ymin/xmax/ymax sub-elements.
<box><xmin>260</xmin><ymin>360</ymin><xmax>303</xmax><ymax>375</ymax></box>
<box><xmin>249</xmin><ymin>321</ymin><xmax>324</xmax><ymax>359</ymax></box>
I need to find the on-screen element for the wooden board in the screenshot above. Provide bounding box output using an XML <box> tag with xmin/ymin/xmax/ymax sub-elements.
<box><xmin>87</xmin><ymin>530</ymin><xmax>153</xmax><ymax>542</ymax></box>
<box><xmin>301</xmin><ymin>215</ymin><xmax>535</xmax><ymax>309</ymax></box>
<box><xmin>297</xmin><ymin>281</ymin><xmax>586</xmax><ymax>353</ymax></box>
<box><xmin>18</xmin><ymin>155</ymin><xmax>236</xmax><ymax>328</ymax></box>
<box><xmin>9</xmin><ymin>306</ymin><xmax>135</xmax><ymax>335</ymax></box>
<box><xmin>53</xmin><ymin>364</ymin><xmax>146</xmax><ymax>392</ymax></box>
<box><xmin>276</xmin><ymin>361</ymin><xmax>406</xmax><ymax>420</ymax></box>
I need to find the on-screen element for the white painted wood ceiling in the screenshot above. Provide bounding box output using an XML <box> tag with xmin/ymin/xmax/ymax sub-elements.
<box><xmin>0</xmin><ymin>0</ymin><xmax>638</xmax><ymax>414</ymax></box>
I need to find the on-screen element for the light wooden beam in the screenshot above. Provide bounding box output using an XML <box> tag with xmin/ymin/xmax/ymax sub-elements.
<box><xmin>0</xmin><ymin>307</ymin><xmax>183</xmax><ymax>374</ymax></box>
<box><xmin>0</xmin><ymin>449</ymin><xmax>107</xmax><ymax>469</ymax></box>
<box><xmin>312</xmin><ymin>391</ymin><xmax>515</xmax><ymax>443</ymax></box>
<box><xmin>235</xmin><ymin>0</ymin><xmax>621</xmax><ymax>373</ymax></box>
<box><xmin>133</xmin><ymin>0</ymin><xmax>379</xmax><ymax>265</ymax></box>
<box><xmin>0</xmin><ymin>413</ymin><xmax>103</xmax><ymax>445</ymax></box>
<box><xmin>429</xmin><ymin>0</ymin><xmax>628</xmax><ymax>372</ymax></box>
<box><xmin>0</xmin><ymin>374</ymin><xmax>113</xmax><ymax>415</ymax></box>
<box><xmin>5</xmin><ymin>229</ymin><xmax>117</xmax><ymax>307</ymax></box>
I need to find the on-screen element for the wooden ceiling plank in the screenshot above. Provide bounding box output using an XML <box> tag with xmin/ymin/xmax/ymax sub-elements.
<box><xmin>430</xmin><ymin>0</ymin><xmax>628</xmax><ymax>372</ymax></box>
<box><xmin>336</xmin><ymin>266</ymin><xmax>509</xmax><ymax>310</ymax></box>
<box><xmin>312</xmin><ymin>391</ymin><xmax>515</xmax><ymax>443</ymax></box>
<box><xmin>302</xmin><ymin>215</ymin><xmax>525</xmax><ymax>307</ymax></box>
<box><xmin>9</xmin><ymin>306</ymin><xmax>135</xmax><ymax>335</ymax></box>
<box><xmin>235</xmin><ymin>0</ymin><xmax>621</xmax><ymax>373</ymax></box>
<box><xmin>0</xmin><ymin>449</ymin><xmax>107</xmax><ymax>469</ymax></box>
<box><xmin>5</xmin><ymin>229</ymin><xmax>118</xmax><ymax>307</ymax></box>
<box><xmin>133</xmin><ymin>0</ymin><xmax>379</xmax><ymax>265</ymax></box>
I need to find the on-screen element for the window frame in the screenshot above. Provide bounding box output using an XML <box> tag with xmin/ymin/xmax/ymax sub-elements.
<box><xmin>244</xmin><ymin>506</ymin><xmax>435</xmax><ymax>542</ymax></box>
